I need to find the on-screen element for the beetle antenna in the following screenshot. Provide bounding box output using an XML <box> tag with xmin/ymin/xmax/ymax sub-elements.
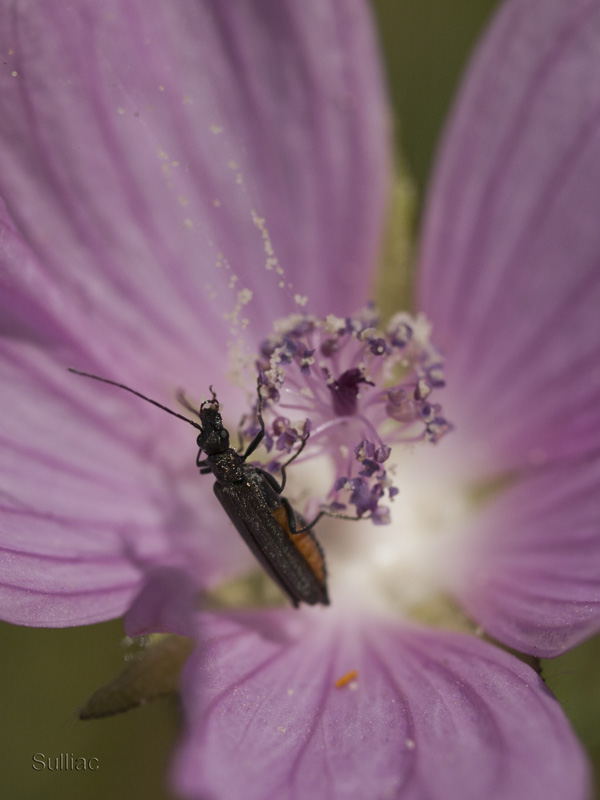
<box><xmin>177</xmin><ymin>389</ymin><xmax>203</xmax><ymax>418</ymax></box>
<box><xmin>68</xmin><ymin>368</ymin><xmax>203</xmax><ymax>431</ymax></box>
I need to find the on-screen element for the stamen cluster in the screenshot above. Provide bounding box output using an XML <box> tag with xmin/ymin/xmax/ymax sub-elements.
<box><xmin>247</xmin><ymin>307</ymin><xmax>451</xmax><ymax>523</ymax></box>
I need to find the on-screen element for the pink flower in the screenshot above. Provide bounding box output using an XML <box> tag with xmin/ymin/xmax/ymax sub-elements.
<box><xmin>1</xmin><ymin>1</ymin><xmax>598</xmax><ymax>798</ymax></box>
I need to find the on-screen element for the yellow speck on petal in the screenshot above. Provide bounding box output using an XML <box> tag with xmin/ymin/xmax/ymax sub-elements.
<box><xmin>183</xmin><ymin>94</ymin><xmax>193</xmax><ymax>106</ymax></box>
<box><xmin>177</xmin><ymin>195</ymin><xmax>189</xmax><ymax>207</ymax></box>
<box><xmin>11</xmin><ymin>70</ymin><xmax>18</xmax><ymax>77</ymax></box>
<box><xmin>210</xmin><ymin>124</ymin><xmax>223</xmax><ymax>135</ymax></box>
<box><xmin>158</xmin><ymin>85</ymin><xmax>165</xmax><ymax>92</ymax></box>
<box><xmin>8</xmin><ymin>48</ymin><xmax>14</xmax><ymax>55</ymax></box>
<box><xmin>334</xmin><ymin>669</ymin><xmax>359</xmax><ymax>689</ymax></box>
<box><xmin>213</xmin><ymin>199</ymin><xmax>221</xmax><ymax>207</ymax></box>
<box><xmin>236</xmin><ymin>173</ymin><xmax>243</xmax><ymax>185</ymax></box>
<box><xmin>117</xmin><ymin>107</ymin><xmax>125</xmax><ymax>115</ymax></box>
<box><xmin>228</xmin><ymin>160</ymin><xmax>239</xmax><ymax>170</ymax></box>
<box><xmin>294</xmin><ymin>294</ymin><xmax>308</xmax><ymax>307</ymax></box>
<box><xmin>183</xmin><ymin>218</ymin><xmax>193</xmax><ymax>229</ymax></box>
<box><xmin>171</xmin><ymin>160</ymin><xmax>180</xmax><ymax>167</ymax></box>
<box><xmin>157</xmin><ymin>148</ymin><xmax>169</xmax><ymax>160</ymax></box>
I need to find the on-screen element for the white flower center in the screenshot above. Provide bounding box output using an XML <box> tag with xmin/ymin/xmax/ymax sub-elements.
<box><xmin>291</xmin><ymin>447</ymin><xmax>471</xmax><ymax>620</ymax></box>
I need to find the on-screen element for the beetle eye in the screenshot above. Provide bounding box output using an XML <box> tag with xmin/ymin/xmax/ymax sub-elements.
<box><xmin>220</xmin><ymin>429</ymin><xmax>228</xmax><ymax>439</ymax></box>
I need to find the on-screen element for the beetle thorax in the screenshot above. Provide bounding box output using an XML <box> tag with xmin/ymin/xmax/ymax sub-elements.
<box><xmin>209</xmin><ymin>450</ymin><xmax>245</xmax><ymax>484</ymax></box>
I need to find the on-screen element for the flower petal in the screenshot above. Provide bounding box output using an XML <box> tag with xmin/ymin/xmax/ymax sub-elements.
<box><xmin>418</xmin><ymin>0</ymin><xmax>600</xmax><ymax>471</ymax></box>
<box><xmin>453</xmin><ymin>456</ymin><xmax>600</xmax><ymax>657</ymax></box>
<box><xmin>0</xmin><ymin>0</ymin><xmax>388</xmax><ymax>395</ymax></box>
<box><xmin>0</xmin><ymin>0</ymin><xmax>388</xmax><ymax>626</ymax></box>
<box><xmin>0</xmin><ymin>341</ymin><xmax>249</xmax><ymax>627</ymax></box>
<box><xmin>124</xmin><ymin>567</ymin><xmax>197</xmax><ymax>637</ymax></box>
<box><xmin>173</xmin><ymin>611</ymin><xmax>589</xmax><ymax>800</ymax></box>
<box><xmin>0</xmin><ymin>200</ymin><xmax>74</xmax><ymax>346</ymax></box>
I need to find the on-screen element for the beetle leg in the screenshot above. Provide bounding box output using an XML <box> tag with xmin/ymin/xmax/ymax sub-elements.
<box><xmin>242</xmin><ymin>381</ymin><xmax>266</xmax><ymax>460</ymax></box>
<box><xmin>235</xmin><ymin>413</ymin><xmax>248</xmax><ymax>453</ymax></box>
<box><xmin>281</xmin><ymin>496</ymin><xmax>299</xmax><ymax>534</ymax></box>
<box><xmin>277</xmin><ymin>433</ymin><xmax>309</xmax><ymax>492</ymax></box>
<box><xmin>255</xmin><ymin>467</ymin><xmax>283</xmax><ymax>495</ymax></box>
<box><xmin>295</xmin><ymin>508</ymin><xmax>370</xmax><ymax>534</ymax></box>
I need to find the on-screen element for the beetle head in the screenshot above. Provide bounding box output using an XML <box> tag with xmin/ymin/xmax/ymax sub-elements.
<box><xmin>197</xmin><ymin>396</ymin><xmax>230</xmax><ymax>455</ymax></box>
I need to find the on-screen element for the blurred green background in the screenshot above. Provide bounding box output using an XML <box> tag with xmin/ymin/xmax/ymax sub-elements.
<box><xmin>2</xmin><ymin>1</ymin><xmax>599</xmax><ymax>798</ymax></box>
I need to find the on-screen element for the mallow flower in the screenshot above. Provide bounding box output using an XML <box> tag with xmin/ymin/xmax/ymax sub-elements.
<box><xmin>1</xmin><ymin>0</ymin><xmax>599</xmax><ymax>798</ymax></box>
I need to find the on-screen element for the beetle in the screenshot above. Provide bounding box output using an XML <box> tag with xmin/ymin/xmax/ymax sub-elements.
<box><xmin>68</xmin><ymin>369</ymin><xmax>329</xmax><ymax>607</ymax></box>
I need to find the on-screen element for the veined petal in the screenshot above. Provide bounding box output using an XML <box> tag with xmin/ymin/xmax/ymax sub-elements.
<box><xmin>453</xmin><ymin>456</ymin><xmax>600</xmax><ymax>657</ymax></box>
<box><xmin>0</xmin><ymin>0</ymin><xmax>388</xmax><ymax>397</ymax></box>
<box><xmin>419</xmin><ymin>0</ymin><xmax>600</xmax><ymax>473</ymax></box>
<box><xmin>173</xmin><ymin>611</ymin><xmax>588</xmax><ymax>800</ymax></box>
<box><xmin>0</xmin><ymin>199</ymin><xmax>74</xmax><ymax>346</ymax></box>
<box><xmin>0</xmin><ymin>342</ymin><xmax>248</xmax><ymax>627</ymax></box>
<box><xmin>0</xmin><ymin>0</ymin><xmax>388</xmax><ymax>625</ymax></box>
